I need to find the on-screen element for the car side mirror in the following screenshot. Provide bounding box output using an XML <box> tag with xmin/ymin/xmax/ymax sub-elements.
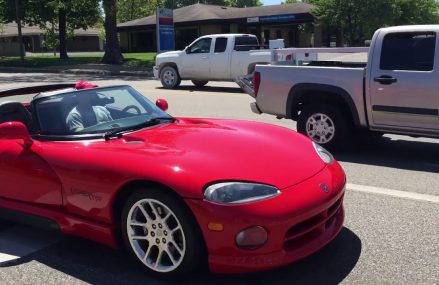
<box><xmin>0</xmin><ymin>122</ymin><xmax>33</xmax><ymax>147</ymax></box>
<box><xmin>155</xmin><ymin>99</ymin><xmax>168</xmax><ymax>111</ymax></box>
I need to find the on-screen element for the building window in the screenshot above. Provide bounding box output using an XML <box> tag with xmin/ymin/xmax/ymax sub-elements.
<box><xmin>221</xmin><ymin>25</ymin><xmax>230</xmax><ymax>33</ymax></box>
<box><xmin>276</xmin><ymin>30</ymin><xmax>282</xmax><ymax>39</ymax></box>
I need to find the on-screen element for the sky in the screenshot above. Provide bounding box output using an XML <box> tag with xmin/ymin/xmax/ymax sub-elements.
<box><xmin>262</xmin><ymin>0</ymin><xmax>283</xmax><ymax>5</ymax></box>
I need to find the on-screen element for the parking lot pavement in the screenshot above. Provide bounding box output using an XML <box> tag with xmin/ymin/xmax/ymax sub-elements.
<box><xmin>0</xmin><ymin>190</ymin><xmax>437</xmax><ymax>284</ymax></box>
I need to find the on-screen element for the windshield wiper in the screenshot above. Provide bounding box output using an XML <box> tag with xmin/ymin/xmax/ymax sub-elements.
<box><xmin>104</xmin><ymin>117</ymin><xmax>176</xmax><ymax>141</ymax></box>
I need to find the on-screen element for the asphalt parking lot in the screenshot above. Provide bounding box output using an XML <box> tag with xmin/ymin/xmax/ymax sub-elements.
<box><xmin>0</xmin><ymin>74</ymin><xmax>438</xmax><ymax>284</ymax></box>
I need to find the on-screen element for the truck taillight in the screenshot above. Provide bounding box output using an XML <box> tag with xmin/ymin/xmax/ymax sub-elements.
<box><xmin>253</xmin><ymin>71</ymin><xmax>260</xmax><ymax>97</ymax></box>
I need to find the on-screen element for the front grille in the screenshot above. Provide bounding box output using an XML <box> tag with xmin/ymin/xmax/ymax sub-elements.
<box><xmin>284</xmin><ymin>195</ymin><xmax>343</xmax><ymax>251</ymax></box>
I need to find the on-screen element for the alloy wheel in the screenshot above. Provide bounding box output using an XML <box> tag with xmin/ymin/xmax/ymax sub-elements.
<box><xmin>126</xmin><ymin>198</ymin><xmax>186</xmax><ymax>272</ymax></box>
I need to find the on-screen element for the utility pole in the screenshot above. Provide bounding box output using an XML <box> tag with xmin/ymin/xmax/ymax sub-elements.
<box><xmin>15</xmin><ymin>0</ymin><xmax>25</xmax><ymax>61</ymax></box>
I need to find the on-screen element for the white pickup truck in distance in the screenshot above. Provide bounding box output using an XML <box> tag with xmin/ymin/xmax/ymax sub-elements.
<box><xmin>239</xmin><ymin>25</ymin><xmax>439</xmax><ymax>149</ymax></box>
<box><xmin>154</xmin><ymin>34</ymin><xmax>272</xmax><ymax>89</ymax></box>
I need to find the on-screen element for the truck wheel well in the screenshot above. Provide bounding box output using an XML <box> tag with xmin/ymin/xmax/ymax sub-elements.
<box><xmin>288</xmin><ymin>88</ymin><xmax>360</xmax><ymax>127</ymax></box>
<box><xmin>160</xmin><ymin>63</ymin><xmax>179</xmax><ymax>75</ymax></box>
<box><xmin>290</xmin><ymin>90</ymin><xmax>354</xmax><ymax>122</ymax></box>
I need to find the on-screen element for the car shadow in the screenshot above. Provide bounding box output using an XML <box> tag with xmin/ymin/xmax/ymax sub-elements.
<box><xmin>157</xmin><ymin>85</ymin><xmax>244</xmax><ymax>94</ymax></box>
<box><xmin>1</xmin><ymin>227</ymin><xmax>361</xmax><ymax>284</ymax></box>
<box><xmin>333</xmin><ymin>135</ymin><xmax>439</xmax><ymax>173</ymax></box>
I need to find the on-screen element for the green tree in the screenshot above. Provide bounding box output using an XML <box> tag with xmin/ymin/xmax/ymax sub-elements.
<box><xmin>226</xmin><ymin>0</ymin><xmax>262</xmax><ymax>7</ymax></box>
<box><xmin>311</xmin><ymin>0</ymin><xmax>439</xmax><ymax>46</ymax></box>
<box><xmin>117</xmin><ymin>0</ymin><xmax>162</xmax><ymax>23</ymax></box>
<box><xmin>0</xmin><ymin>0</ymin><xmax>100</xmax><ymax>58</ymax></box>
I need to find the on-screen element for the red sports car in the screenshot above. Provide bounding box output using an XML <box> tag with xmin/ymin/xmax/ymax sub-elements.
<box><xmin>0</xmin><ymin>82</ymin><xmax>345</xmax><ymax>276</ymax></box>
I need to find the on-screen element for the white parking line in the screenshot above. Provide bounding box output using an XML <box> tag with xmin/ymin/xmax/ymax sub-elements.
<box><xmin>347</xmin><ymin>183</ymin><xmax>439</xmax><ymax>204</ymax></box>
<box><xmin>0</xmin><ymin>226</ymin><xmax>62</xmax><ymax>264</ymax></box>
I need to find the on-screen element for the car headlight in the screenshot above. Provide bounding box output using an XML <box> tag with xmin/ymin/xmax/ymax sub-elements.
<box><xmin>204</xmin><ymin>182</ymin><xmax>280</xmax><ymax>204</ymax></box>
<box><xmin>312</xmin><ymin>142</ymin><xmax>334</xmax><ymax>164</ymax></box>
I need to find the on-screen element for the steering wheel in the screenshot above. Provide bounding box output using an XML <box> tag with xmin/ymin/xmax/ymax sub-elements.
<box><xmin>122</xmin><ymin>105</ymin><xmax>141</xmax><ymax>115</ymax></box>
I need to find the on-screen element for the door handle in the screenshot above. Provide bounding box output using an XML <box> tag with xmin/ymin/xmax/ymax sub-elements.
<box><xmin>374</xmin><ymin>75</ymin><xmax>397</xmax><ymax>85</ymax></box>
<box><xmin>202</xmin><ymin>56</ymin><xmax>208</xmax><ymax>59</ymax></box>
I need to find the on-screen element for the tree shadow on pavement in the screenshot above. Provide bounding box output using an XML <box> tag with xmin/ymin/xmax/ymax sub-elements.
<box><xmin>1</xmin><ymin>227</ymin><xmax>361</xmax><ymax>285</ymax></box>
<box><xmin>333</xmin><ymin>134</ymin><xmax>439</xmax><ymax>173</ymax></box>
<box><xmin>0</xmin><ymin>73</ymin><xmax>152</xmax><ymax>85</ymax></box>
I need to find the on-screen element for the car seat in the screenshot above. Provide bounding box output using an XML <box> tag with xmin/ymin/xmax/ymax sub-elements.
<box><xmin>0</xmin><ymin>101</ymin><xmax>35</xmax><ymax>133</ymax></box>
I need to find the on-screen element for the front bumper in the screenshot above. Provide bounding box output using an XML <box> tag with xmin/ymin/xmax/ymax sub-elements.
<box><xmin>185</xmin><ymin>161</ymin><xmax>346</xmax><ymax>274</ymax></box>
<box><xmin>153</xmin><ymin>66</ymin><xmax>159</xmax><ymax>79</ymax></box>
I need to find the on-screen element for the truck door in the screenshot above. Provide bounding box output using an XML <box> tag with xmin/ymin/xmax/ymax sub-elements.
<box><xmin>209</xmin><ymin>37</ymin><xmax>230</xmax><ymax>80</ymax></box>
<box><xmin>181</xmin><ymin>37</ymin><xmax>212</xmax><ymax>79</ymax></box>
<box><xmin>369</xmin><ymin>31</ymin><xmax>439</xmax><ymax>130</ymax></box>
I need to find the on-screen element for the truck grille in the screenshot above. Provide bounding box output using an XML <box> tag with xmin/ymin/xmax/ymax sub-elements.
<box><xmin>284</xmin><ymin>196</ymin><xmax>343</xmax><ymax>251</ymax></box>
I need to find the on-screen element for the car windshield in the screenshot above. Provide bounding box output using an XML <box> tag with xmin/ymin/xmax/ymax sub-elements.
<box><xmin>34</xmin><ymin>85</ymin><xmax>172</xmax><ymax>137</ymax></box>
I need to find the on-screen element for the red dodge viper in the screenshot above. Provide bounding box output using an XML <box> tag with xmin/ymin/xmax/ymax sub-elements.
<box><xmin>0</xmin><ymin>83</ymin><xmax>345</xmax><ymax>276</ymax></box>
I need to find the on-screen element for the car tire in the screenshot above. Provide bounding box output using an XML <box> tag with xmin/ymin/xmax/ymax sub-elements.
<box><xmin>297</xmin><ymin>104</ymin><xmax>351</xmax><ymax>150</ymax></box>
<box><xmin>191</xmin><ymin>80</ymin><xmax>208</xmax><ymax>88</ymax></box>
<box><xmin>160</xmin><ymin>66</ymin><xmax>181</xmax><ymax>89</ymax></box>
<box><xmin>121</xmin><ymin>187</ymin><xmax>206</xmax><ymax>277</ymax></box>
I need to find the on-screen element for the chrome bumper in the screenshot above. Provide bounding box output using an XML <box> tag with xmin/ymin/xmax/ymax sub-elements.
<box><xmin>250</xmin><ymin>102</ymin><xmax>262</xmax><ymax>114</ymax></box>
<box><xmin>236</xmin><ymin>75</ymin><xmax>255</xmax><ymax>98</ymax></box>
<box><xmin>153</xmin><ymin>66</ymin><xmax>159</xmax><ymax>79</ymax></box>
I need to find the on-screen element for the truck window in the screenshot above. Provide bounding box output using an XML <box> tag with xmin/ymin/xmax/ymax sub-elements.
<box><xmin>214</xmin><ymin>37</ymin><xmax>228</xmax><ymax>53</ymax></box>
<box><xmin>234</xmin><ymin>36</ymin><xmax>259</xmax><ymax>51</ymax></box>
<box><xmin>188</xmin><ymin>38</ymin><xmax>212</xmax><ymax>54</ymax></box>
<box><xmin>380</xmin><ymin>32</ymin><xmax>436</xmax><ymax>71</ymax></box>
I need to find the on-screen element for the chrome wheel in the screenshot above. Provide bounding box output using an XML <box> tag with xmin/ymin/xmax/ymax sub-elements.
<box><xmin>306</xmin><ymin>113</ymin><xmax>335</xmax><ymax>144</ymax></box>
<box><xmin>127</xmin><ymin>198</ymin><xmax>186</xmax><ymax>273</ymax></box>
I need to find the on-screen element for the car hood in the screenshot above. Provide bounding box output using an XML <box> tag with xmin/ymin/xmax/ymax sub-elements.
<box><xmin>100</xmin><ymin>118</ymin><xmax>326</xmax><ymax>197</ymax></box>
<box><xmin>156</xmin><ymin>50</ymin><xmax>184</xmax><ymax>61</ymax></box>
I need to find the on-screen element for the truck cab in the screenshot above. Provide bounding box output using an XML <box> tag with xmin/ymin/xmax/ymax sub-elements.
<box><xmin>154</xmin><ymin>34</ymin><xmax>271</xmax><ymax>89</ymax></box>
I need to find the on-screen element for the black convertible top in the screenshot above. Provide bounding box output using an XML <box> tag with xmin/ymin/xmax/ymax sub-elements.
<box><xmin>0</xmin><ymin>84</ymin><xmax>76</xmax><ymax>98</ymax></box>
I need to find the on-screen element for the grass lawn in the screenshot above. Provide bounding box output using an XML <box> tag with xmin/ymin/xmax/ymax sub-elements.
<box><xmin>0</xmin><ymin>52</ymin><xmax>157</xmax><ymax>69</ymax></box>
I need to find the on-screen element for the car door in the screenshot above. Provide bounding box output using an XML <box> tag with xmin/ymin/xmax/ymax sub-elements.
<box><xmin>209</xmin><ymin>37</ymin><xmax>231</xmax><ymax>80</ymax></box>
<box><xmin>368</xmin><ymin>30</ymin><xmax>439</xmax><ymax>130</ymax></box>
<box><xmin>180</xmin><ymin>37</ymin><xmax>212</xmax><ymax>79</ymax></box>
<box><xmin>0</xmin><ymin>138</ymin><xmax>63</xmax><ymax>205</ymax></box>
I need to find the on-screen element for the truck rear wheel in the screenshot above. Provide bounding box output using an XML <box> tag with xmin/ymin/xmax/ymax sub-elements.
<box><xmin>191</xmin><ymin>80</ymin><xmax>208</xmax><ymax>88</ymax></box>
<box><xmin>160</xmin><ymin>66</ymin><xmax>181</xmax><ymax>89</ymax></box>
<box><xmin>297</xmin><ymin>104</ymin><xmax>350</xmax><ymax>150</ymax></box>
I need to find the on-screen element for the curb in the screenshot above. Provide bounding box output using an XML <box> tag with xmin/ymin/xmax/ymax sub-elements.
<box><xmin>0</xmin><ymin>66</ymin><xmax>154</xmax><ymax>77</ymax></box>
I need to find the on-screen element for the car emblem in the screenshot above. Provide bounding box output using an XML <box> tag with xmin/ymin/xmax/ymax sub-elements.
<box><xmin>320</xmin><ymin>183</ymin><xmax>329</xmax><ymax>193</ymax></box>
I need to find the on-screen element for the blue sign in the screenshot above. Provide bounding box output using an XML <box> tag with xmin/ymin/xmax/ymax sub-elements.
<box><xmin>259</xmin><ymin>14</ymin><xmax>296</xmax><ymax>23</ymax></box>
<box><xmin>156</xmin><ymin>8</ymin><xmax>175</xmax><ymax>52</ymax></box>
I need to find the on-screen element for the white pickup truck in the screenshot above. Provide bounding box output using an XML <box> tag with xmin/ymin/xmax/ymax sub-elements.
<box><xmin>238</xmin><ymin>25</ymin><xmax>439</xmax><ymax>149</ymax></box>
<box><xmin>153</xmin><ymin>34</ymin><xmax>272</xmax><ymax>88</ymax></box>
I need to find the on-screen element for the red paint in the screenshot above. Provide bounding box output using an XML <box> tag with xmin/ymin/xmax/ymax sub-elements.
<box><xmin>0</xmin><ymin>88</ymin><xmax>346</xmax><ymax>273</ymax></box>
<box><xmin>155</xmin><ymin>99</ymin><xmax>168</xmax><ymax>111</ymax></box>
